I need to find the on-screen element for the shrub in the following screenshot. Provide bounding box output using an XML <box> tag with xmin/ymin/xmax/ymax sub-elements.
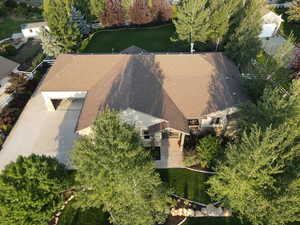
<box><xmin>0</xmin><ymin>41</ymin><xmax>17</xmax><ymax>57</ymax></box>
<box><xmin>196</xmin><ymin>135</ymin><xmax>223</xmax><ymax>169</ymax></box>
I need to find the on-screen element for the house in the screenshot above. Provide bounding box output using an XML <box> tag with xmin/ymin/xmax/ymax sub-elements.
<box><xmin>259</xmin><ymin>8</ymin><xmax>284</xmax><ymax>38</ymax></box>
<box><xmin>0</xmin><ymin>56</ymin><xmax>19</xmax><ymax>110</ymax></box>
<box><xmin>0</xmin><ymin>48</ymin><xmax>247</xmax><ymax>170</ymax></box>
<box><xmin>21</xmin><ymin>22</ymin><xmax>49</xmax><ymax>39</ymax></box>
<box><xmin>36</xmin><ymin>49</ymin><xmax>247</xmax><ymax>168</ymax></box>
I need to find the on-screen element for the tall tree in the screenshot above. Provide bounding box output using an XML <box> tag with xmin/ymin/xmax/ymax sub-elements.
<box><xmin>101</xmin><ymin>0</ymin><xmax>125</xmax><ymax>27</ymax></box>
<box><xmin>225</xmin><ymin>0</ymin><xmax>263</xmax><ymax>69</ymax></box>
<box><xmin>0</xmin><ymin>0</ymin><xmax>6</xmax><ymax>17</ymax></box>
<box><xmin>288</xmin><ymin>0</ymin><xmax>300</xmax><ymax>22</ymax></box>
<box><xmin>44</xmin><ymin>0</ymin><xmax>82</xmax><ymax>53</ymax></box>
<box><xmin>0</xmin><ymin>154</ymin><xmax>71</xmax><ymax>225</ymax></box>
<box><xmin>208</xmin><ymin>0</ymin><xmax>236</xmax><ymax>50</ymax></box>
<box><xmin>90</xmin><ymin>0</ymin><xmax>106</xmax><ymax>20</ymax></box>
<box><xmin>208</xmin><ymin>123</ymin><xmax>300</xmax><ymax>225</ymax></box>
<box><xmin>239</xmin><ymin>79</ymin><xmax>300</xmax><ymax>131</ymax></box>
<box><xmin>39</xmin><ymin>27</ymin><xmax>64</xmax><ymax>57</ymax></box>
<box><xmin>71</xmin><ymin>110</ymin><xmax>172</xmax><ymax>225</ymax></box>
<box><xmin>151</xmin><ymin>0</ymin><xmax>173</xmax><ymax>22</ymax></box>
<box><xmin>173</xmin><ymin>0</ymin><xmax>210</xmax><ymax>52</ymax></box>
<box><xmin>129</xmin><ymin>0</ymin><xmax>153</xmax><ymax>25</ymax></box>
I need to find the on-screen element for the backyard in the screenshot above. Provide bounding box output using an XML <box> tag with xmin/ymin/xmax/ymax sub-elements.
<box><xmin>57</xmin><ymin>169</ymin><xmax>255</xmax><ymax>225</ymax></box>
<box><xmin>82</xmin><ymin>24</ymin><xmax>209</xmax><ymax>53</ymax></box>
<box><xmin>0</xmin><ymin>17</ymin><xmax>42</xmax><ymax>40</ymax></box>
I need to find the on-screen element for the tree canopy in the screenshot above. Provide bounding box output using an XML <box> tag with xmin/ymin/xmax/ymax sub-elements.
<box><xmin>71</xmin><ymin>109</ymin><xmax>172</xmax><ymax>225</ymax></box>
<box><xmin>208</xmin><ymin>122</ymin><xmax>300</xmax><ymax>225</ymax></box>
<box><xmin>288</xmin><ymin>0</ymin><xmax>300</xmax><ymax>22</ymax></box>
<box><xmin>225</xmin><ymin>0</ymin><xmax>263</xmax><ymax>69</ymax></box>
<box><xmin>173</xmin><ymin>0</ymin><xmax>210</xmax><ymax>50</ymax></box>
<box><xmin>0</xmin><ymin>154</ymin><xmax>71</xmax><ymax>225</ymax></box>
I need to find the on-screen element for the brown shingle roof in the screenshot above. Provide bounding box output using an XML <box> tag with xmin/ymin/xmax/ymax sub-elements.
<box><xmin>40</xmin><ymin>52</ymin><xmax>247</xmax><ymax>132</ymax></box>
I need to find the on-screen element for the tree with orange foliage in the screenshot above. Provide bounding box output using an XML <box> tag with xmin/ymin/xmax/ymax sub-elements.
<box><xmin>101</xmin><ymin>0</ymin><xmax>125</xmax><ymax>27</ymax></box>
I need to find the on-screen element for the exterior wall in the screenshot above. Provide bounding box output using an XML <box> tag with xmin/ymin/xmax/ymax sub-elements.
<box><xmin>42</xmin><ymin>91</ymin><xmax>87</xmax><ymax>111</ymax></box>
<box><xmin>22</xmin><ymin>25</ymin><xmax>49</xmax><ymax>38</ymax></box>
<box><xmin>261</xmin><ymin>11</ymin><xmax>283</xmax><ymax>37</ymax></box>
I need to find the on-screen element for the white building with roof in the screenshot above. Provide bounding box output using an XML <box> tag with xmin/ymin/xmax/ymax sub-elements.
<box><xmin>21</xmin><ymin>22</ymin><xmax>49</xmax><ymax>38</ymax></box>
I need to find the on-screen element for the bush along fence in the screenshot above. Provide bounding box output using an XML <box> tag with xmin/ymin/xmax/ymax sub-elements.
<box><xmin>0</xmin><ymin>59</ymin><xmax>53</xmax><ymax>148</ymax></box>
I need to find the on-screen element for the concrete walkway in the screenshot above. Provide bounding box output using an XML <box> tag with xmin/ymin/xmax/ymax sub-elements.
<box><xmin>0</xmin><ymin>91</ymin><xmax>81</xmax><ymax>170</ymax></box>
<box><xmin>155</xmin><ymin>137</ymin><xmax>184</xmax><ymax>168</ymax></box>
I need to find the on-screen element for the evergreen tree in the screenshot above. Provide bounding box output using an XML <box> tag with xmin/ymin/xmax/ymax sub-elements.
<box><xmin>44</xmin><ymin>0</ymin><xmax>82</xmax><ymax>53</ymax></box>
<box><xmin>239</xmin><ymin>79</ymin><xmax>300</xmax><ymax>131</ymax></box>
<box><xmin>0</xmin><ymin>154</ymin><xmax>71</xmax><ymax>225</ymax></box>
<box><xmin>101</xmin><ymin>0</ymin><xmax>125</xmax><ymax>27</ymax></box>
<box><xmin>288</xmin><ymin>0</ymin><xmax>300</xmax><ymax>22</ymax></box>
<box><xmin>71</xmin><ymin>109</ymin><xmax>172</xmax><ymax>225</ymax></box>
<box><xmin>129</xmin><ymin>0</ymin><xmax>153</xmax><ymax>25</ymax></box>
<box><xmin>225</xmin><ymin>0</ymin><xmax>263</xmax><ymax>69</ymax></box>
<box><xmin>70</xmin><ymin>6</ymin><xmax>90</xmax><ymax>35</ymax></box>
<box><xmin>90</xmin><ymin>0</ymin><xmax>106</xmax><ymax>19</ymax></box>
<box><xmin>39</xmin><ymin>27</ymin><xmax>64</xmax><ymax>57</ymax></box>
<box><xmin>208</xmin><ymin>123</ymin><xmax>300</xmax><ymax>225</ymax></box>
<box><xmin>173</xmin><ymin>0</ymin><xmax>210</xmax><ymax>52</ymax></box>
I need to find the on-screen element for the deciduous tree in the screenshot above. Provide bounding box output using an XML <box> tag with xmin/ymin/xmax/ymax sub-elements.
<box><xmin>101</xmin><ymin>0</ymin><xmax>125</xmax><ymax>27</ymax></box>
<box><xmin>151</xmin><ymin>0</ymin><xmax>172</xmax><ymax>22</ymax></box>
<box><xmin>90</xmin><ymin>0</ymin><xmax>106</xmax><ymax>19</ymax></box>
<box><xmin>0</xmin><ymin>154</ymin><xmax>71</xmax><ymax>225</ymax></box>
<box><xmin>129</xmin><ymin>0</ymin><xmax>153</xmax><ymax>24</ymax></box>
<box><xmin>208</xmin><ymin>123</ymin><xmax>300</xmax><ymax>225</ymax></box>
<box><xmin>173</xmin><ymin>0</ymin><xmax>210</xmax><ymax>52</ymax></box>
<box><xmin>71</xmin><ymin>109</ymin><xmax>172</xmax><ymax>225</ymax></box>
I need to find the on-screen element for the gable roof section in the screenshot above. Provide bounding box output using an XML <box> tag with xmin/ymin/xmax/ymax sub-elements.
<box><xmin>40</xmin><ymin>52</ymin><xmax>247</xmax><ymax>132</ymax></box>
<box><xmin>0</xmin><ymin>56</ymin><xmax>19</xmax><ymax>79</ymax></box>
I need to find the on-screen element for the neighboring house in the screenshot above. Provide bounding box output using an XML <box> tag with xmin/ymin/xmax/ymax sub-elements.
<box><xmin>259</xmin><ymin>8</ymin><xmax>284</xmax><ymax>38</ymax></box>
<box><xmin>37</xmin><ymin>47</ymin><xmax>247</xmax><ymax>168</ymax></box>
<box><xmin>0</xmin><ymin>56</ymin><xmax>19</xmax><ymax>110</ymax></box>
<box><xmin>21</xmin><ymin>22</ymin><xmax>49</xmax><ymax>39</ymax></box>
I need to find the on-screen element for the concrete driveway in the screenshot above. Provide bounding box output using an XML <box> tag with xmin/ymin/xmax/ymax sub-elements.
<box><xmin>0</xmin><ymin>91</ymin><xmax>81</xmax><ymax>171</ymax></box>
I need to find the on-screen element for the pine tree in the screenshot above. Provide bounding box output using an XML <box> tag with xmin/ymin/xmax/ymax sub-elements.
<box><xmin>101</xmin><ymin>0</ymin><xmax>125</xmax><ymax>26</ymax></box>
<box><xmin>288</xmin><ymin>0</ymin><xmax>300</xmax><ymax>22</ymax></box>
<box><xmin>129</xmin><ymin>0</ymin><xmax>153</xmax><ymax>25</ymax></box>
<box><xmin>0</xmin><ymin>155</ymin><xmax>71</xmax><ymax>225</ymax></box>
<box><xmin>173</xmin><ymin>0</ymin><xmax>210</xmax><ymax>52</ymax></box>
<box><xmin>44</xmin><ymin>0</ymin><xmax>82</xmax><ymax>53</ymax></box>
<box><xmin>71</xmin><ymin>109</ymin><xmax>172</xmax><ymax>225</ymax></box>
<box><xmin>208</xmin><ymin>123</ymin><xmax>300</xmax><ymax>225</ymax></box>
<box><xmin>70</xmin><ymin>6</ymin><xmax>90</xmax><ymax>35</ymax></box>
<box><xmin>39</xmin><ymin>27</ymin><xmax>64</xmax><ymax>57</ymax></box>
<box><xmin>225</xmin><ymin>0</ymin><xmax>263</xmax><ymax>69</ymax></box>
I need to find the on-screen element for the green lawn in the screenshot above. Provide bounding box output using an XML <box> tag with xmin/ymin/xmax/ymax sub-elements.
<box><xmin>0</xmin><ymin>17</ymin><xmax>41</xmax><ymax>40</ymax></box>
<box><xmin>158</xmin><ymin>169</ymin><xmax>212</xmax><ymax>204</ymax></box>
<box><xmin>83</xmin><ymin>24</ymin><xmax>210</xmax><ymax>53</ymax></box>
<box><xmin>58</xmin><ymin>201</ymin><xmax>111</xmax><ymax>225</ymax></box>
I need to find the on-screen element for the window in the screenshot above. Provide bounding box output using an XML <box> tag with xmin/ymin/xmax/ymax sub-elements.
<box><xmin>188</xmin><ymin>119</ymin><xmax>199</xmax><ymax>126</ymax></box>
<box><xmin>143</xmin><ymin>130</ymin><xmax>150</xmax><ymax>139</ymax></box>
<box><xmin>29</xmin><ymin>29</ymin><xmax>33</xmax><ymax>33</ymax></box>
